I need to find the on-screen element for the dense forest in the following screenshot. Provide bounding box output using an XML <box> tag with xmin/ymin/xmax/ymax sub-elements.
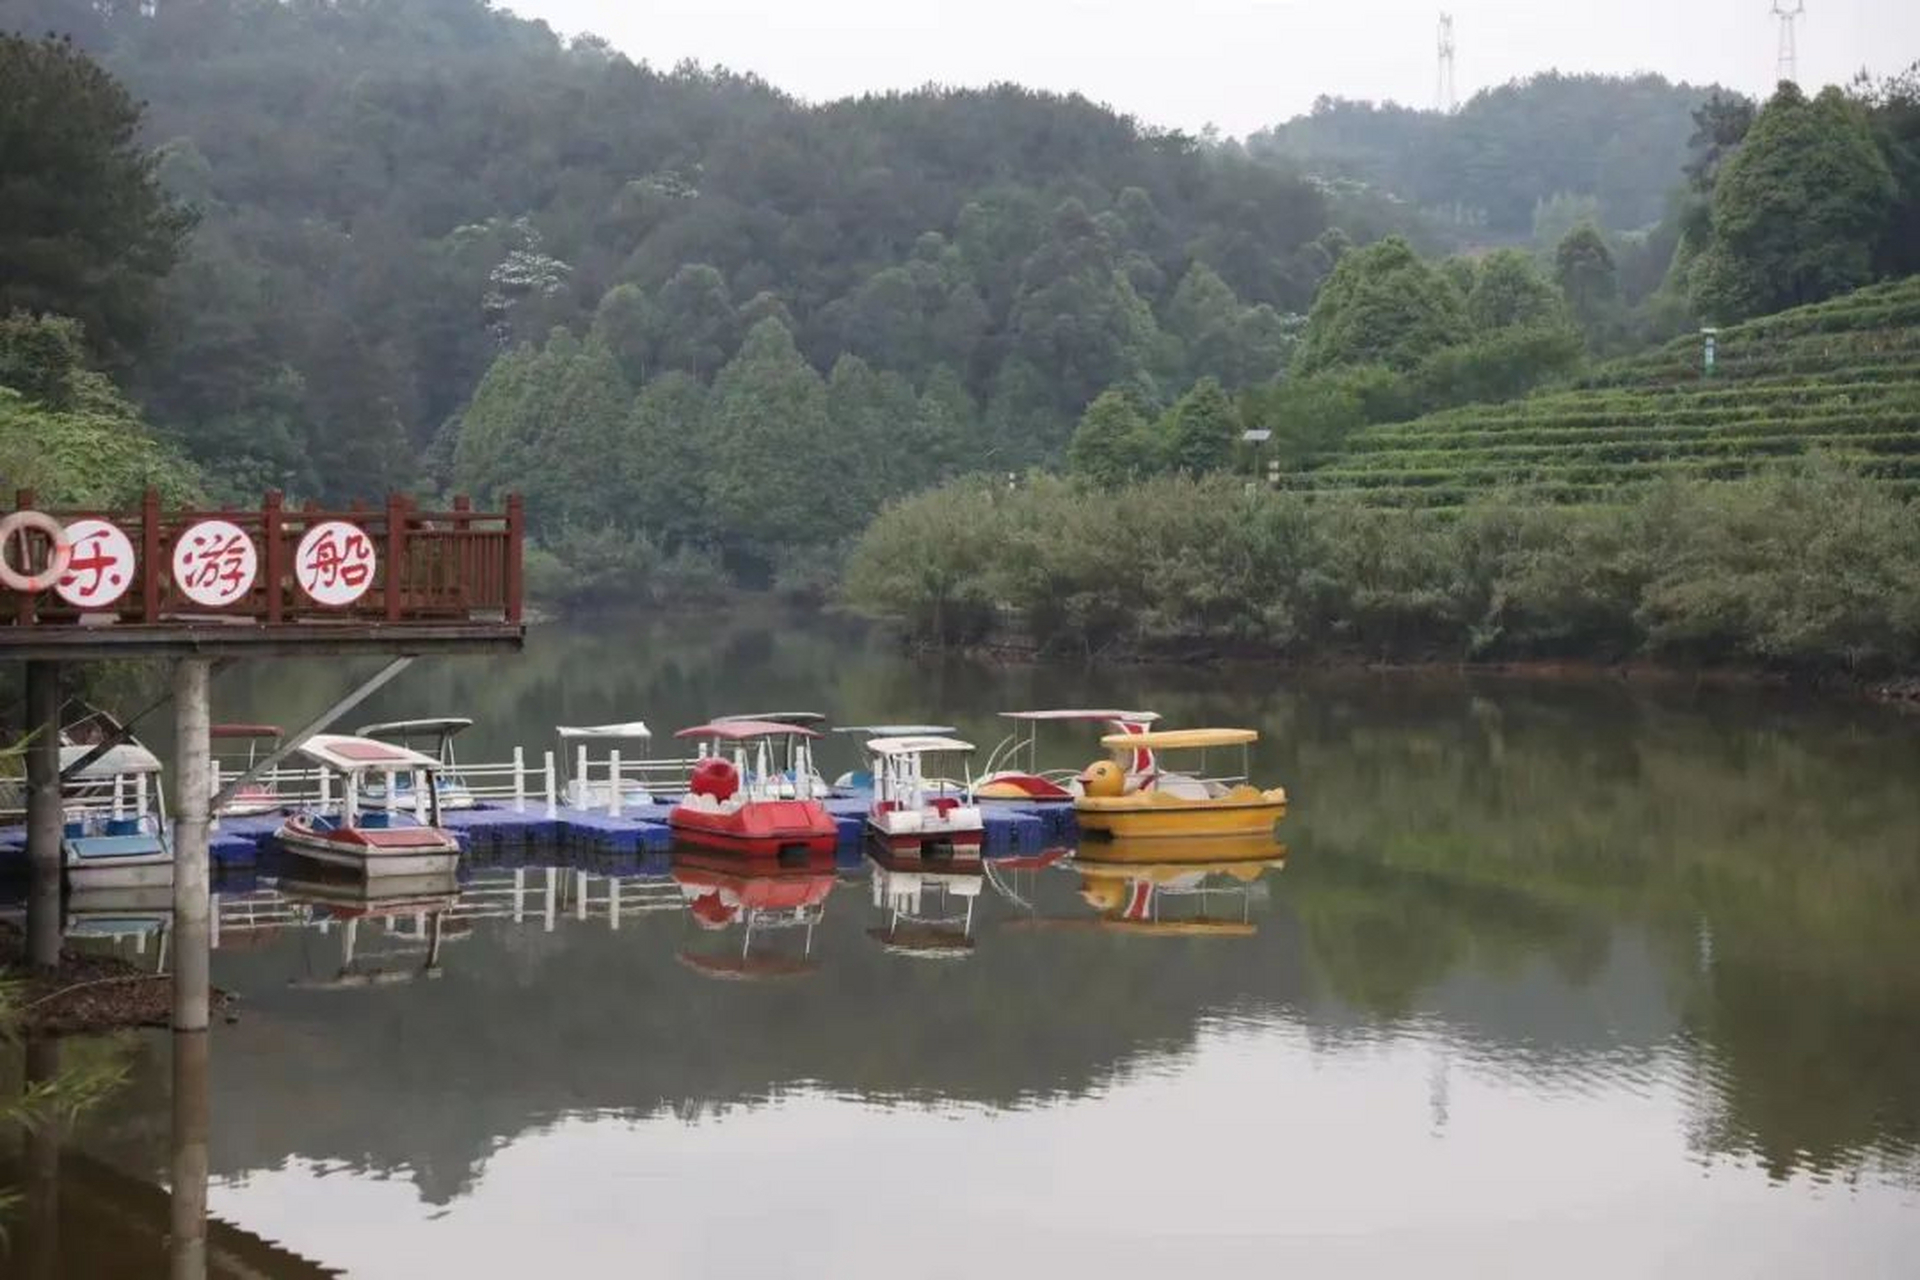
<box><xmin>1</xmin><ymin>1</ymin><xmax>1917</xmax><ymax>627</ymax></box>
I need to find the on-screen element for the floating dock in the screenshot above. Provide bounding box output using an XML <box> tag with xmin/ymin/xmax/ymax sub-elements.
<box><xmin>0</xmin><ymin>794</ymin><xmax>1062</xmax><ymax>878</ymax></box>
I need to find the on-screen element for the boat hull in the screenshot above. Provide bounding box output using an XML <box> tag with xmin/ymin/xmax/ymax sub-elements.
<box><xmin>866</xmin><ymin>804</ymin><xmax>983</xmax><ymax>855</ymax></box>
<box><xmin>1073</xmin><ymin>788</ymin><xmax>1288</xmax><ymax>840</ymax></box>
<box><xmin>275</xmin><ymin>815</ymin><xmax>462</xmax><ymax>877</ymax></box>
<box><xmin>669</xmin><ymin>799</ymin><xmax>837</xmax><ymax>855</ymax></box>
<box><xmin>973</xmin><ymin>772</ymin><xmax>1074</xmax><ymax>804</ymax></box>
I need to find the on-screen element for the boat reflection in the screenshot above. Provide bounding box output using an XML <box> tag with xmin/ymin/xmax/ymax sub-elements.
<box><xmin>865</xmin><ymin>844</ymin><xmax>985</xmax><ymax>958</ymax></box>
<box><xmin>1002</xmin><ymin>837</ymin><xmax>1287</xmax><ymax>936</ymax></box>
<box><xmin>63</xmin><ymin>883</ymin><xmax>173</xmax><ymax>974</ymax></box>
<box><xmin>669</xmin><ymin>846</ymin><xmax>837</xmax><ymax>980</ymax></box>
<box><xmin>274</xmin><ymin>867</ymin><xmax>461</xmax><ymax>989</ymax></box>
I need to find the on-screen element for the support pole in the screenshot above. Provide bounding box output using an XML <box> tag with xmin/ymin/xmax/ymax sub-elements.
<box><xmin>25</xmin><ymin>660</ymin><xmax>63</xmax><ymax>972</ymax></box>
<box><xmin>173</xmin><ymin>658</ymin><xmax>212</xmax><ymax>1033</ymax></box>
<box><xmin>170</xmin><ymin>1027</ymin><xmax>210</xmax><ymax>1280</ymax></box>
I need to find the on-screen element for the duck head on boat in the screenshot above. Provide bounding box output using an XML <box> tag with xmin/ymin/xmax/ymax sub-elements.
<box><xmin>669</xmin><ymin>719</ymin><xmax>839</xmax><ymax>855</ymax></box>
<box><xmin>1073</xmin><ymin>728</ymin><xmax>1288</xmax><ymax>840</ymax></box>
<box><xmin>974</xmin><ymin>709</ymin><xmax>1161</xmax><ymax>803</ymax></box>
<box><xmin>274</xmin><ymin>734</ymin><xmax>462</xmax><ymax>878</ymax></box>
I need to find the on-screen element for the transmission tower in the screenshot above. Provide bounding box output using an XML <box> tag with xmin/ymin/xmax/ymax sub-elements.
<box><xmin>1437</xmin><ymin>12</ymin><xmax>1457</xmax><ymax>113</ymax></box>
<box><xmin>1772</xmin><ymin>1</ymin><xmax>1804</xmax><ymax>87</ymax></box>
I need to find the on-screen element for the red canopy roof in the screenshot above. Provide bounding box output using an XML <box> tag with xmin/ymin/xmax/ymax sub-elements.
<box><xmin>675</xmin><ymin>719</ymin><xmax>821</xmax><ymax>740</ymax></box>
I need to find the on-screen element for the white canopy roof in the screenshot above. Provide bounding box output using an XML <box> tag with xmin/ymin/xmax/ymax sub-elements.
<box><xmin>867</xmin><ymin>735</ymin><xmax>975</xmax><ymax>756</ymax></box>
<box><xmin>357</xmin><ymin>717</ymin><xmax>474</xmax><ymax>738</ymax></box>
<box><xmin>59</xmin><ymin>743</ymin><xmax>163</xmax><ymax>778</ymax></box>
<box><xmin>296</xmin><ymin>733</ymin><xmax>442</xmax><ymax>774</ymax></box>
<box><xmin>998</xmin><ymin>709</ymin><xmax>1160</xmax><ymax>723</ymax></box>
<box><xmin>556</xmin><ymin>721</ymin><xmax>651</xmax><ymax>740</ymax></box>
<box><xmin>835</xmin><ymin>724</ymin><xmax>958</xmax><ymax>738</ymax></box>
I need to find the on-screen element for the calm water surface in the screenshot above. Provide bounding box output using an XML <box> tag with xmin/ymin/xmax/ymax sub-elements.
<box><xmin>9</xmin><ymin>607</ymin><xmax>1920</xmax><ymax>1276</ymax></box>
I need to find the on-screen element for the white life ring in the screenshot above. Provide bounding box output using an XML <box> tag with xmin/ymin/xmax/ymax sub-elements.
<box><xmin>0</xmin><ymin>510</ymin><xmax>72</xmax><ymax>593</ymax></box>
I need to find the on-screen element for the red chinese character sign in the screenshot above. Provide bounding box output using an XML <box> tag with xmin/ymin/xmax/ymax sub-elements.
<box><xmin>54</xmin><ymin>519</ymin><xmax>136</xmax><ymax>609</ymax></box>
<box><xmin>295</xmin><ymin>520</ymin><xmax>377</xmax><ymax>606</ymax></box>
<box><xmin>172</xmin><ymin>519</ymin><xmax>259</xmax><ymax>608</ymax></box>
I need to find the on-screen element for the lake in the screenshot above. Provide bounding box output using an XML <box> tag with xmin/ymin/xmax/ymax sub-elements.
<box><xmin>8</xmin><ymin>606</ymin><xmax>1920</xmax><ymax>1276</ymax></box>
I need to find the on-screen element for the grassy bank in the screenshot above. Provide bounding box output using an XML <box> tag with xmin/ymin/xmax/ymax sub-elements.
<box><xmin>843</xmin><ymin>465</ymin><xmax>1920</xmax><ymax>672</ymax></box>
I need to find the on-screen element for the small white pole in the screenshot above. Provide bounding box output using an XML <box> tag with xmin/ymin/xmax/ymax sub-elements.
<box><xmin>385</xmin><ymin>770</ymin><xmax>398</xmax><ymax>813</ymax></box>
<box><xmin>319</xmin><ymin>768</ymin><xmax>331</xmax><ymax>811</ymax></box>
<box><xmin>136</xmin><ymin>770</ymin><xmax>149</xmax><ymax>819</ymax></box>
<box><xmin>607</xmin><ymin>749</ymin><xmax>622</xmax><ymax>817</ymax></box>
<box><xmin>513</xmin><ymin>866</ymin><xmax>526</xmax><ymax>924</ymax></box>
<box><xmin>609</xmin><ymin>876</ymin><xmax>621</xmax><ymax>929</ymax></box>
<box><xmin>576</xmin><ymin>745</ymin><xmax>587</xmax><ymax>806</ymax></box>
<box><xmin>544</xmin><ymin>750</ymin><xmax>557</xmax><ymax>817</ymax></box>
<box><xmin>512</xmin><ymin>747</ymin><xmax>526</xmax><ymax>813</ymax></box>
<box><xmin>575</xmin><ymin>870</ymin><xmax>587</xmax><ymax>921</ymax></box>
<box><xmin>113</xmin><ymin>772</ymin><xmax>126</xmax><ymax>819</ymax></box>
<box><xmin>544</xmin><ymin>867</ymin><xmax>556</xmax><ymax>931</ymax></box>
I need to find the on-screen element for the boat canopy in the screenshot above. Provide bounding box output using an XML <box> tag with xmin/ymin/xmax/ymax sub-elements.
<box><xmin>555</xmin><ymin>721</ymin><xmax>652</xmax><ymax>740</ymax></box>
<box><xmin>834</xmin><ymin>724</ymin><xmax>958</xmax><ymax>738</ymax></box>
<box><xmin>210</xmin><ymin>723</ymin><xmax>282</xmax><ymax>740</ymax></box>
<box><xmin>58</xmin><ymin>743</ymin><xmax>163</xmax><ymax>778</ymax></box>
<box><xmin>715</xmin><ymin>711</ymin><xmax>827</xmax><ymax>726</ymax></box>
<box><xmin>675</xmin><ymin>719</ymin><xmax>822</xmax><ymax>741</ymax></box>
<box><xmin>357</xmin><ymin>717</ymin><xmax>474</xmax><ymax>739</ymax></box>
<box><xmin>1000</xmin><ymin>709</ymin><xmax>1161</xmax><ymax>723</ymax></box>
<box><xmin>866</xmin><ymin>735</ymin><xmax>975</xmax><ymax>757</ymax></box>
<box><xmin>295</xmin><ymin>733</ymin><xmax>443</xmax><ymax>774</ymax></box>
<box><xmin>1098</xmin><ymin>728</ymin><xmax>1258</xmax><ymax>751</ymax></box>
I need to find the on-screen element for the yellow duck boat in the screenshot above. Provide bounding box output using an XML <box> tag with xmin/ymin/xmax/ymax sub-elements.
<box><xmin>1073</xmin><ymin>728</ymin><xmax>1288</xmax><ymax>840</ymax></box>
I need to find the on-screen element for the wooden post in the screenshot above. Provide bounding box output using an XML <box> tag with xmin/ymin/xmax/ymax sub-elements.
<box><xmin>141</xmin><ymin>486</ymin><xmax>162</xmax><ymax>622</ymax></box>
<box><xmin>169</xmin><ymin>1028</ymin><xmax>210</xmax><ymax>1280</ymax></box>
<box><xmin>24</xmin><ymin>660</ymin><xmax>62</xmax><ymax>971</ymax></box>
<box><xmin>172</xmin><ymin>658</ymin><xmax>212</xmax><ymax>1033</ymax></box>
<box><xmin>385</xmin><ymin>493</ymin><xmax>406</xmax><ymax>623</ymax></box>
<box><xmin>263</xmin><ymin>489</ymin><xmax>285</xmax><ymax>625</ymax></box>
<box><xmin>504</xmin><ymin>493</ymin><xmax>524</xmax><ymax>623</ymax></box>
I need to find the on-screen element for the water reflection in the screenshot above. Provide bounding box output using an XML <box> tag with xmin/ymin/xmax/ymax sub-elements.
<box><xmin>1069</xmin><ymin>841</ymin><xmax>1286</xmax><ymax>936</ymax></box>
<box><xmin>865</xmin><ymin>845</ymin><xmax>983</xmax><ymax>957</ymax></box>
<box><xmin>276</xmin><ymin>867</ymin><xmax>460</xmax><ymax>989</ymax></box>
<box><xmin>670</xmin><ymin>847</ymin><xmax>837</xmax><ymax>979</ymax></box>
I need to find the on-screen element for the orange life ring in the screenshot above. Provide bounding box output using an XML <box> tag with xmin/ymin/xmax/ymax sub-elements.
<box><xmin>0</xmin><ymin>510</ymin><xmax>73</xmax><ymax>592</ymax></box>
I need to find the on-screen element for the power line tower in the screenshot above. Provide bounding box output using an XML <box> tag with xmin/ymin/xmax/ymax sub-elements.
<box><xmin>1437</xmin><ymin>12</ymin><xmax>1457</xmax><ymax>113</ymax></box>
<box><xmin>1772</xmin><ymin>1</ymin><xmax>1805</xmax><ymax>87</ymax></box>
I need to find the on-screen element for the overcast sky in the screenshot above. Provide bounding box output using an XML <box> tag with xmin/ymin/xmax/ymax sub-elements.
<box><xmin>505</xmin><ymin>1</ymin><xmax>1916</xmax><ymax>137</ymax></box>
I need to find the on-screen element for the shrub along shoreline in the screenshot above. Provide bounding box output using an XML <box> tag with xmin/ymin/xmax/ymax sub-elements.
<box><xmin>842</xmin><ymin>463</ymin><xmax>1920</xmax><ymax>680</ymax></box>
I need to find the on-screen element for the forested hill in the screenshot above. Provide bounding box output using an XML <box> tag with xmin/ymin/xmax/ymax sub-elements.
<box><xmin>1249</xmin><ymin>74</ymin><xmax>1718</xmax><ymax>236</ymax></box>
<box><xmin>1</xmin><ymin>0</ymin><xmax>1336</xmax><ymax>501</ymax></box>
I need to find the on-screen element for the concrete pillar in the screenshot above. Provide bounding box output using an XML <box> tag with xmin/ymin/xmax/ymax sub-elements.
<box><xmin>169</xmin><ymin>1028</ymin><xmax>210</xmax><ymax>1280</ymax></box>
<box><xmin>25</xmin><ymin>659</ymin><xmax>63</xmax><ymax>972</ymax></box>
<box><xmin>172</xmin><ymin>658</ymin><xmax>212</xmax><ymax>1033</ymax></box>
<box><xmin>21</xmin><ymin>1036</ymin><xmax>61</xmax><ymax>1280</ymax></box>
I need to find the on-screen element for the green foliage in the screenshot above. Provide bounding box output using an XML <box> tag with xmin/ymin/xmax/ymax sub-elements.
<box><xmin>1067</xmin><ymin>388</ymin><xmax>1160</xmax><ymax>487</ymax></box>
<box><xmin>523</xmin><ymin>523</ymin><xmax>726</xmax><ymax>613</ymax></box>
<box><xmin>0</xmin><ymin>312</ymin><xmax>200</xmax><ymax>505</ymax></box>
<box><xmin>1159</xmin><ymin>377</ymin><xmax>1240</xmax><ymax>475</ymax></box>
<box><xmin>1555</xmin><ymin>223</ymin><xmax>1622</xmax><ymax>347</ymax></box>
<box><xmin>0</xmin><ymin>34</ymin><xmax>193</xmax><ymax>361</ymax></box>
<box><xmin>1242</xmin><ymin>366</ymin><xmax>1402</xmax><ymax>465</ymax></box>
<box><xmin>1296</xmin><ymin>236</ymin><xmax>1467</xmax><ymax>375</ymax></box>
<box><xmin>1690</xmin><ymin>85</ymin><xmax>1897</xmax><ymax>322</ymax></box>
<box><xmin>845</xmin><ymin>462</ymin><xmax>1920</xmax><ymax>671</ymax></box>
<box><xmin>1467</xmin><ymin>249</ymin><xmax>1571</xmax><ymax>333</ymax></box>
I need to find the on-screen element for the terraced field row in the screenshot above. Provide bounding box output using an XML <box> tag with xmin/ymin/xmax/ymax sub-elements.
<box><xmin>1282</xmin><ymin>279</ymin><xmax>1920</xmax><ymax>508</ymax></box>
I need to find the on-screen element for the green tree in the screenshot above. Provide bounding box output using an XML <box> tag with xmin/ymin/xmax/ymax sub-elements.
<box><xmin>624</xmin><ymin>371</ymin><xmax>710</xmax><ymax>544</ymax></box>
<box><xmin>651</xmin><ymin>264</ymin><xmax>736</xmax><ymax>378</ymax></box>
<box><xmin>911</xmin><ymin>365</ymin><xmax>977</xmax><ymax>484</ymax></box>
<box><xmin>706</xmin><ymin>318</ymin><xmax>844</xmax><ymax>555</ymax></box>
<box><xmin>1689</xmin><ymin>84</ymin><xmax>1896</xmax><ymax>322</ymax></box>
<box><xmin>1008</xmin><ymin>199</ymin><xmax>1161</xmax><ymax>414</ymax></box>
<box><xmin>591</xmin><ymin>283</ymin><xmax>657</xmax><ymax>385</ymax></box>
<box><xmin>1160</xmin><ymin>377</ymin><xmax>1239</xmax><ymax>475</ymax></box>
<box><xmin>1467</xmin><ymin>249</ymin><xmax>1570</xmax><ymax>333</ymax></box>
<box><xmin>1296</xmin><ymin>236</ymin><xmax>1467</xmax><ymax>375</ymax></box>
<box><xmin>0</xmin><ymin>35</ymin><xmax>194</xmax><ymax>361</ymax></box>
<box><xmin>1554</xmin><ymin>223</ymin><xmax>1621</xmax><ymax>339</ymax></box>
<box><xmin>1067</xmin><ymin>388</ymin><xmax>1161</xmax><ymax>488</ymax></box>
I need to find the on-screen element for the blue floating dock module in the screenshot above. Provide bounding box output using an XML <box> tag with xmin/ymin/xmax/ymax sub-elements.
<box><xmin>439</xmin><ymin>804</ymin><xmax>562</xmax><ymax>851</ymax></box>
<box><xmin>549</xmin><ymin>806</ymin><xmax>673</xmax><ymax>852</ymax></box>
<box><xmin>982</xmin><ymin>809</ymin><xmax>1046</xmax><ymax>853</ymax></box>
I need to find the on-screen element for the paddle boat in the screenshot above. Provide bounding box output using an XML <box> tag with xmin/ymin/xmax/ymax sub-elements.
<box><xmin>670</xmin><ymin>719</ymin><xmax>838</xmax><ymax>855</ymax></box>
<box><xmin>829</xmin><ymin>724</ymin><xmax>958</xmax><ymax>793</ymax></box>
<box><xmin>866</xmin><ymin>844</ymin><xmax>983</xmax><ymax>958</ymax></box>
<box><xmin>357</xmin><ymin>717</ymin><xmax>478</xmax><ymax>810</ymax></box>
<box><xmin>556</xmin><ymin>721</ymin><xmax>657</xmax><ymax>809</ymax></box>
<box><xmin>60</xmin><ymin>743</ymin><xmax>174</xmax><ymax>889</ymax></box>
<box><xmin>670</xmin><ymin>846</ymin><xmax>836</xmax><ymax>980</ymax></box>
<box><xmin>211</xmin><ymin>723</ymin><xmax>286</xmax><ymax>816</ymax></box>
<box><xmin>716</xmin><ymin>712</ymin><xmax>831</xmax><ymax>797</ymax></box>
<box><xmin>274</xmin><ymin>734</ymin><xmax>461</xmax><ymax>877</ymax></box>
<box><xmin>1074</xmin><ymin>728</ymin><xmax>1288</xmax><ymax>840</ymax></box>
<box><xmin>975</xmin><ymin>709</ymin><xmax>1160</xmax><ymax>802</ymax></box>
<box><xmin>864</xmin><ymin>735</ymin><xmax>983</xmax><ymax>854</ymax></box>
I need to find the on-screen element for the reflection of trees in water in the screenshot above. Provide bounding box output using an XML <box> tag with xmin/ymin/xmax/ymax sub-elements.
<box><xmin>85</xmin><ymin>622</ymin><xmax>1920</xmax><ymax>1195</ymax></box>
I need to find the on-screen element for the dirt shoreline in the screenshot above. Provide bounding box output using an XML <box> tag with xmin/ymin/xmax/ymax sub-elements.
<box><xmin>0</xmin><ymin>922</ymin><xmax>236</xmax><ymax>1035</ymax></box>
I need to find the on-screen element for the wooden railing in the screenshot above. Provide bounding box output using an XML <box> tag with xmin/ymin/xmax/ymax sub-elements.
<box><xmin>1</xmin><ymin>488</ymin><xmax>523</xmax><ymax>630</ymax></box>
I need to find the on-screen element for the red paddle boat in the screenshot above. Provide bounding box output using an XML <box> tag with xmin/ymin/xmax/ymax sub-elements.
<box><xmin>668</xmin><ymin>719</ymin><xmax>839</xmax><ymax>856</ymax></box>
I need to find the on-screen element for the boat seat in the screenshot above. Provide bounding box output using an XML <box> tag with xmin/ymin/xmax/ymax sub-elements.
<box><xmin>1153</xmin><ymin>774</ymin><xmax>1214</xmax><ymax>801</ymax></box>
<box><xmin>929</xmin><ymin>797</ymin><xmax>962</xmax><ymax>817</ymax></box>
